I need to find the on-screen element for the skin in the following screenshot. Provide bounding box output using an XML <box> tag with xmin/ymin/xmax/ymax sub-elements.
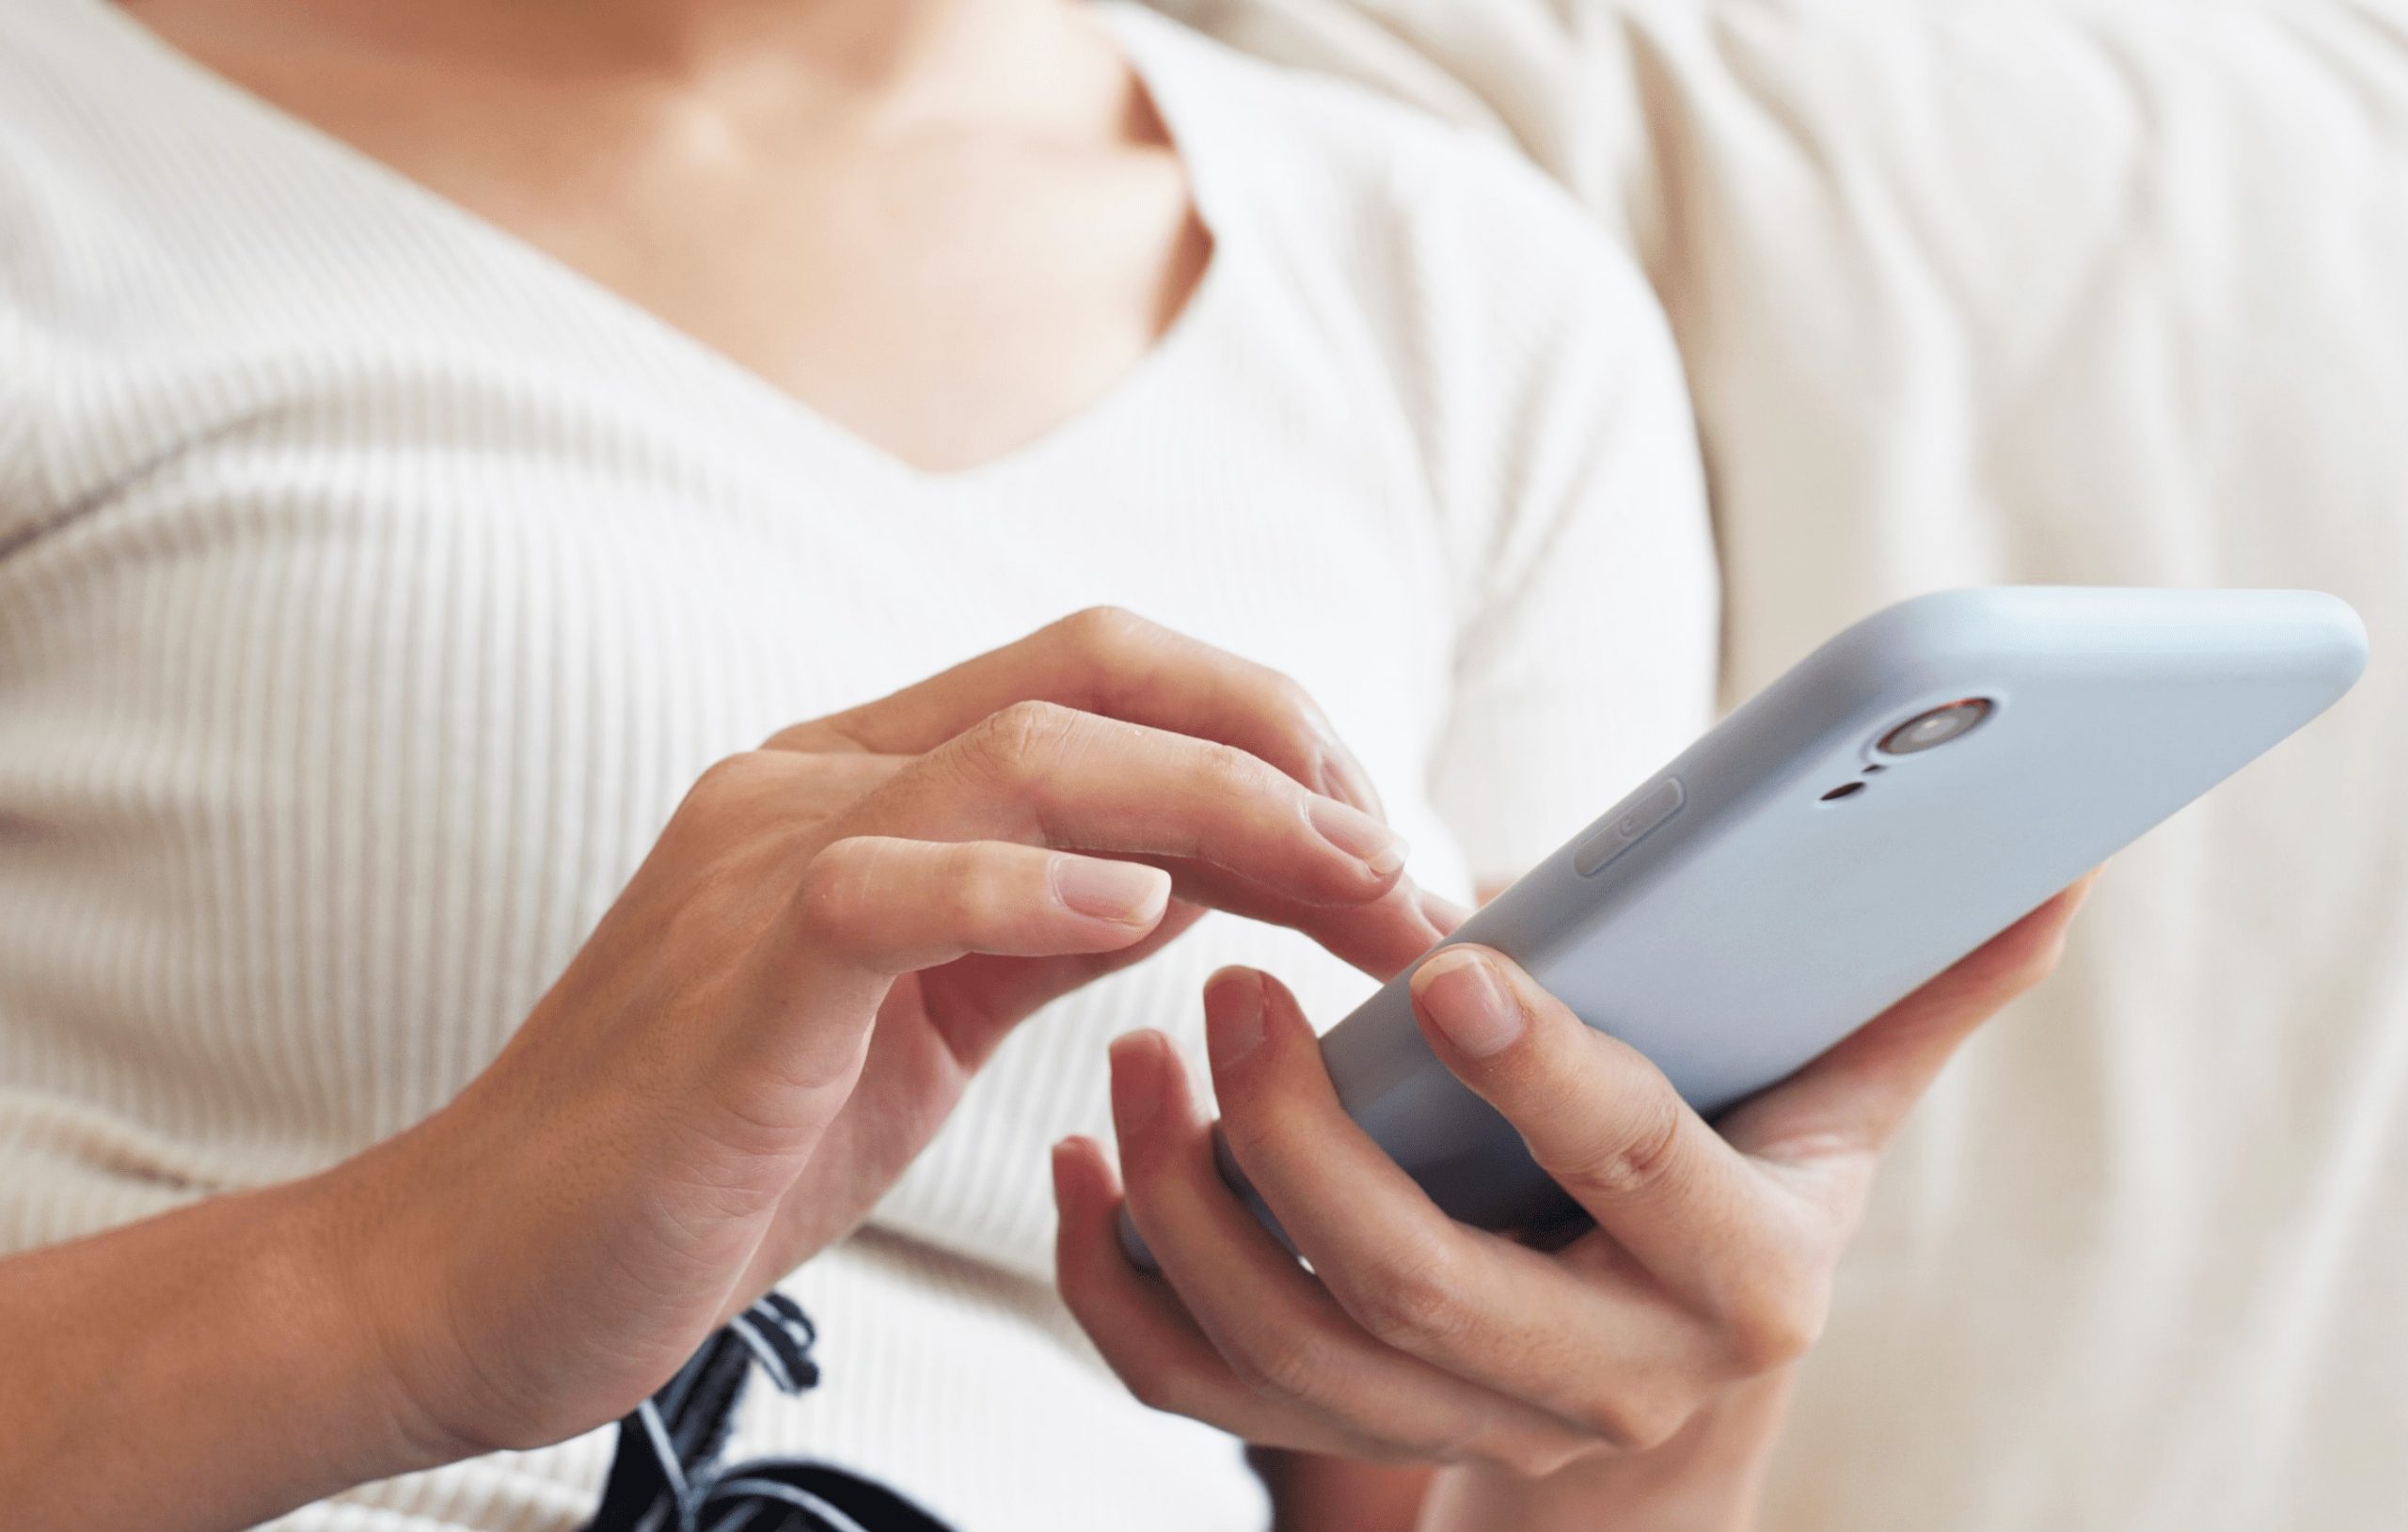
<box><xmin>1057</xmin><ymin>879</ymin><xmax>2092</xmax><ymax>1530</ymax></box>
<box><xmin>3</xmin><ymin>3</ymin><xmax>2099</xmax><ymax>1526</ymax></box>
<box><xmin>122</xmin><ymin>0</ymin><xmax>1210</xmax><ymax>474</ymax></box>
<box><xmin>0</xmin><ymin>608</ymin><xmax>1448</xmax><ymax>1527</ymax></box>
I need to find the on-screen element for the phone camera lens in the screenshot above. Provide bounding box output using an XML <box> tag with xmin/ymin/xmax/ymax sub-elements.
<box><xmin>1878</xmin><ymin>698</ymin><xmax>1993</xmax><ymax>755</ymax></box>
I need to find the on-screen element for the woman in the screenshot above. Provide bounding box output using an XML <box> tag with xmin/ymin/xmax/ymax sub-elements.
<box><xmin>0</xmin><ymin>0</ymin><xmax>2087</xmax><ymax>1527</ymax></box>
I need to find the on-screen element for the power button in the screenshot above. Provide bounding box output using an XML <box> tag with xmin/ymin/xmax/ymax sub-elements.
<box><xmin>1575</xmin><ymin>777</ymin><xmax>1686</xmax><ymax>877</ymax></box>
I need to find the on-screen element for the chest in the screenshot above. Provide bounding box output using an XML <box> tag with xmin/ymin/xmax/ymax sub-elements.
<box><xmin>114</xmin><ymin>11</ymin><xmax>1210</xmax><ymax>473</ymax></box>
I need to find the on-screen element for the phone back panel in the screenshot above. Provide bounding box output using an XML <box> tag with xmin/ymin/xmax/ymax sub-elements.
<box><xmin>1315</xmin><ymin>587</ymin><xmax>2368</xmax><ymax>1231</ymax></box>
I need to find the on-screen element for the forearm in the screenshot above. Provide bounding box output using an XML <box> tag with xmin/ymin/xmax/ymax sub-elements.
<box><xmin>0</xmin><ymin>1166</ymin><xmax>445</xmax><ymax>1531</ymax></box>
<box><xmin>1417</xmin><ymin>1371</ymin><xmax>1795</xmax><ymax>1532</ymax></box>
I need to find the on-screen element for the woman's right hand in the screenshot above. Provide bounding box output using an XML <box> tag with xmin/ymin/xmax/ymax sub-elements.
<box><xmin>313</xmin><ymin>608</ymin><xmax>1447</xmax><ymax>1467</ymax></box>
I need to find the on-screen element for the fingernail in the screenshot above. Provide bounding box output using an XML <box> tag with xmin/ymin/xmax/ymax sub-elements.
<box><xmin>1412</xmin><ymin>949</ymin><xmax>1524</xmax><ymax>1058</ymax></box>
<box><xmin>1054</xmin><ymin>858</ymin><xmax>1169</xmax><ymax>924</ymax></box>
<box><xmin>1204</xmin><ymin>970</ymin><xmax>1265</xmax><ymax>1070</ymax></box>
<box><xmin>1108</xmin><ymin>1033</ymin><xmax>1163</xmax><ymax>1131</ymax></box>
<box><xmin>1307</xmin><ymin>796</ymin><xmax>1406</xmax><ymax>878</ymax></box>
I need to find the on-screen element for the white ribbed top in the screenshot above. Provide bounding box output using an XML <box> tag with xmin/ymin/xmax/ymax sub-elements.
<box><xmin>0</xmin><ymin>3</ymin><xmax>1717</xmax><ymax>1527</ymax></box>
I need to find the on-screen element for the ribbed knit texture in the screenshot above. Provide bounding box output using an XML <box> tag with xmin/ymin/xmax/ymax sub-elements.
<box><xmin>0</xmin><ymin>3</ymin><xmax>1717</xmax><ymax>1527</ymax></box>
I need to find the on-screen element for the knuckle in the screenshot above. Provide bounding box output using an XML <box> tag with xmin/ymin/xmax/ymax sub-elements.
<box><xmin>1057</xmin><ymin>604</ymin><xmax>1155</xmax><ymax>658</ymax></box>
<box><xmin>1724</xmin><ymin>1278</ymin><xmax>1829</xmax><ymax>1374</ymax></box>
<box><xmin>1539</xmin><ymin>1435</ymin><xmax>1613</xmax><ymax>1475</ymax></box>
<box><xmin>1264</xmin><ymin>671</ymin><xmax>1326</xmax><ymax>734</ymax></box>
<box><xmin>1196</xmin><ymin>738</ymin><xmax>1280</xmax><ymax>801</ymax></box>
<box><xmin>1092</xmin><ymin>1338</ymin><xmax>1201</xmax><ymax>1418</ymax></box>
<box><xmin>941</xmin><ymin>845</ymin><xmax>1021</xmax><ymax>932</ymax></box>
<box><xmin>1343</xmin><ymin>1240</ymin><xmax>1471</xmax><ymax>1351</ymax></box>
<box><xmin>685</xmin><ymin>750</ymin><xmax>782</xmax><ymax>811</ymax></box>
<box><xmin>1223</xmin><ymin>1325</ymin><xmax>1336</xmax><ymax>1407</ymax></box>
<box><xmin>1213</xmin><ymin>1104</ymin><xmax>1277</xmax><ymax>1171</ymax></box>
<box><xmin>1117</xmin><ymin>1361</ymin><xmax>1192</xmax><ymax>1417</ymax></box>
<box><xmin>1546</xmin><ymin>1086</ymin><xmax>1685</xmax><ymax>1202</ymax></box>
<box><xmin>1617</xmin><ymin>1400</ymin><xmax>1693</xmax><ymax>1455</ymax></box>
<box><xmin>1574</xmin><ymin>1389</ymin><xmax>1691</xmax><ymax>1454</ymax></box>
<box><xmin>962</xmin><ymin>700</ymin><xmax>1081</xmax><ymax>781</ymax></box>
<box><xmin>791</xmin><ymin>837</ymin><xmax>880</xmax><ymax>940</ymax></box>
<box><xmin>1051</xmin><ymin>608</ymin><xmax>1161</xmax><ymax>708</ymax></box>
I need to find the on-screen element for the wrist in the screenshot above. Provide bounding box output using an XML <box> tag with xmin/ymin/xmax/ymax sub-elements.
<box><xmin>284</xmin><ymin>1114</ymin><xmax>512</xmax><ymax>1476</ymax></box>
<box><xmin>0</xmin><ymin>1161</ymin><xmax>478</xmax><ymax>1531</ymax></box>
<box><xmin>267</xmin><ymin>1150</ymin><xmax>479</xmax><ymax>1482</ymax></box>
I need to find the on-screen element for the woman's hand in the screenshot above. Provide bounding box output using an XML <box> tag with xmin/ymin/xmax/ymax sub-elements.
<box><xmin>1053</xmin><ymin>876</ymin><xmax>2094</xmax><ymax>1507</ymax></box>
<box><xmin>319</xmin><ymin>608</ymin><xmax>1449</xmax><ymax>1466</ymax></box>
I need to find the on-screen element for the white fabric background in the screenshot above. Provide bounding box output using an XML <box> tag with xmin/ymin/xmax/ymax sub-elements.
<box><xmin>1146</xmin><ymin>2</ymin><xmax>2408</xmax><ymax>1526</ymax></box>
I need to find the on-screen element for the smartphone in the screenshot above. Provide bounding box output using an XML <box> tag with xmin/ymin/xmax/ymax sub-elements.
<box><xmin>1123</xmin><ymin>586</ymin><xmax>2368</xmax><ymax>1264</ymax></box>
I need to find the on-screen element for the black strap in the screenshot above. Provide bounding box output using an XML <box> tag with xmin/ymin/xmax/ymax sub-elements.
<box><xmin>585</xmin><ymin>1294</ymin><xmax>955</xmax><ymax>1532</ymax></box>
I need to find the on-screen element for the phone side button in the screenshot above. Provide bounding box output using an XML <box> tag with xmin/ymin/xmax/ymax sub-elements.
<box><xmin>1575</xmin><ymin>777</ymin><xmax>1686</xmax><ymax>877</ymax></box>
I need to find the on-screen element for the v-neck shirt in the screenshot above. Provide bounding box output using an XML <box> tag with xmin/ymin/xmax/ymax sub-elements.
<box><xmin>0</xmin><ymin>3</ymin><xmax>1718</xmax><ymax>1527</ymax></box>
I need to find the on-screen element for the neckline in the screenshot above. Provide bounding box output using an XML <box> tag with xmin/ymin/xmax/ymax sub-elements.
<box><xmin>71</xmin><ymin>0</ymin><xmax>1236</xmax><ymax>493</ymax></box>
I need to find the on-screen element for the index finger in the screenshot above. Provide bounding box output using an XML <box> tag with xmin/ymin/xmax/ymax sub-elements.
<box><xmin>765</xmin><ymin>608</ymin><xmax>1384</xmax><ymax>814</ymax></box>
<box><xmin>1406</xmin><ymin>947</ymin><xmax>1793</xmax><ymax>1307</ymax></box>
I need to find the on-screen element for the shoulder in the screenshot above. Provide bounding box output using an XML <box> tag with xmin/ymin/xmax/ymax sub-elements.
<box><xmin>1117</xmin><ymin>8</ymin><xmax>1692</xmax><ymax>575</ymax></box>
<box><xmin>1114</xmin><ymin>5</ymin><xmax>1665</xmax><ymax>347</ymax></box>
<box><xmin>1116</xmin><ymin>7</ymin><xmax>1683</xmax><ymax>501</ymax></box>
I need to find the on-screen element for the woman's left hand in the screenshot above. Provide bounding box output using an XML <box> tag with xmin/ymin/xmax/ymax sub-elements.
<box><xmin>1052</xmin><ymin>877</ymin><xmax>2092</xmax><ymax>1485</ymax></box>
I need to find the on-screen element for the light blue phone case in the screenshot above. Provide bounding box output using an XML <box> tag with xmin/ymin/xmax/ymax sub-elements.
<box><xmin>1125</xmin><ymin>587</ymin><xmax>2368</xmax><ymax>1264</ymax></box>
